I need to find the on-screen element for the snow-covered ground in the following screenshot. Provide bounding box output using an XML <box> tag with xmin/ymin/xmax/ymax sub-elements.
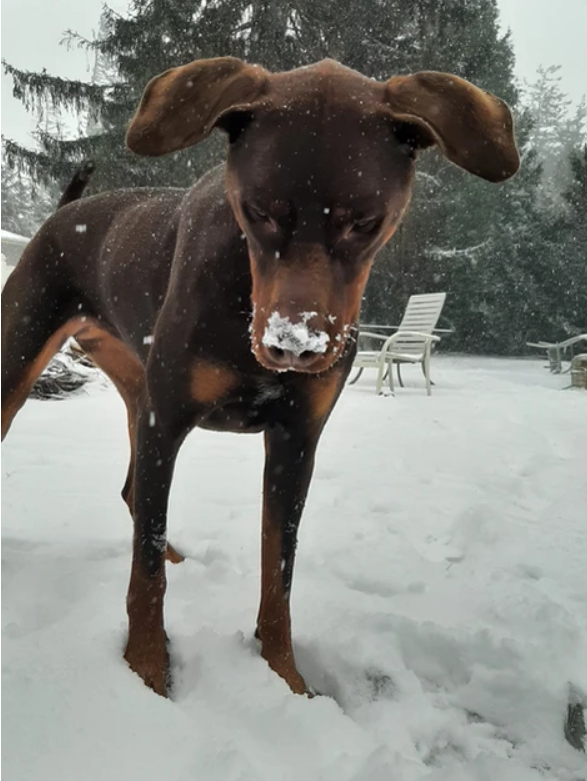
<box><xmin>2</xmin><ymin>356</ymin><xmax>586</xmax><ymax>781</ymax></box>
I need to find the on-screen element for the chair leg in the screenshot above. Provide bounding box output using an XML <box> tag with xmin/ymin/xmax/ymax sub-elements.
<box><xmin>548</xmin><ymin>347</ymin><xmax>562</xmax><ymax>373</ymax></box>
<box><xmin>348</xmin><ymin>367</ymin><xmax>364</xmax><ymax>385</ymax></box>
<box><xmin>421</xmin><ymin>362</ymin><xmax>435</xmax><ymax>386</ymax></box>
<box><xmin>396</xmin><ymin>363</ymin><xmax>404</xmax><ymax>388</ymax></box>
<box><xmin>375</xmin><ymin>359</ymin><xmax>386</xmax><ymax>394</ymax></box>
<box><xmin>388</xmin><ymin>360</ymin><xmax>394</xmax><ymax>394</ymax></box>
<box><xmin>423</xmin><ymin>348</ymin><xmax>432</xmax><ymax>396</ymax></box>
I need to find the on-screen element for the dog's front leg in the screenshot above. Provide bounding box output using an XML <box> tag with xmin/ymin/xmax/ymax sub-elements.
<box><xmin>124</xmin><ymin>404</ymin><xmax>182</xmax><ymax>697</ymax></box>
<box><xmin>256</xmin><ymin>421</ymin><xmax>323</xmax><ymax>695</ymax></box>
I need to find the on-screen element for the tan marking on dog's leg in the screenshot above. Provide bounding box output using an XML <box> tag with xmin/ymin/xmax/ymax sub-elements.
<box><xmin>76</xmin><ymin>327</ymin><xmax>184</xmax><ymax>564</ymax></box>
<box><xmin>256</xmin><ymin>510</ymin><xmax>308</xmax><ymax>695</ymax></box>
<box><xmin>1</xmin><ymin>316</ymin><xmax>89</xmax><ymax>441</ymax></box>
<box><xmin>124</xmin><ymin>558</ymin><xmax>169</xmax><ymax>696</ymax></box>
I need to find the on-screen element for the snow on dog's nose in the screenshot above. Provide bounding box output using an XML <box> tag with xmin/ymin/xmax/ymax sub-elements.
<box><xmin>260</xmin><ymin>311</ymin><xmax>330</xmax><ymax>371</ymax></box>
<box><xmin>262</xmin><ymin>311</ymin><xmax>329</xmax><ymax>356</ymax></box>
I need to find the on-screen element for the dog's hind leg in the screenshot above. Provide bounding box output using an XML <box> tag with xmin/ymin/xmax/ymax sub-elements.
<box><xmin>1</xmin><ymin>244</ymin><xmax>83</xmax><ymax>440</ymax></box>
<box><xmin>75</xmin><ymin>326</ymin><xmax>184</xmax><ymax>564</ymax></box>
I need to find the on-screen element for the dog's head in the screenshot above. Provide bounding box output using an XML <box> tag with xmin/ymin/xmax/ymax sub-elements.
<box><xmin>127</xmin><ymin>57</ymin><xmax>519</xmax><ymax>374</ymax></box>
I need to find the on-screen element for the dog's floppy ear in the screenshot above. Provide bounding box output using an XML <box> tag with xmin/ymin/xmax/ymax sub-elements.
<box><xmin>126</xmin><ymin>57</ymin><xmax>269</xmax><ymax>157</ymax></box>
<box><xmin>385</xmin><ymin>72</ymin><xmax>520</xmax><ymax>182</ymax></box>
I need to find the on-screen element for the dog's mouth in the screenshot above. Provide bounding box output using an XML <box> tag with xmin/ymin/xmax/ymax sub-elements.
<box><xmin>250</xmin><ymin>309</ymin><xmax>350</xmax><ymax>373</ymax></box>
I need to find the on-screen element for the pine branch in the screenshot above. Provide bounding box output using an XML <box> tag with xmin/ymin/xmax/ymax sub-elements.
<box><xmin>3</xmin><ymin>138</ymin><xmax>59</xmax><ymax>185</ymax></box>
<box><xmin>2</xmin><ymin>61</ymin><xmax>108</xmax><ymax>114</ymax></box>
<box><xmin>61</xmin><ymin>29</ymin><xmax>103</xmax><ymax>51</ymax></box>
<box><xmin>3</xmin><ymin>133</ymin><xmax>119</xmax><ymax>185</ymax></box>
<box><xmin>33</xmin><ymin>128</ymin><xmax>115</xmax><ymax>156</ymax></box>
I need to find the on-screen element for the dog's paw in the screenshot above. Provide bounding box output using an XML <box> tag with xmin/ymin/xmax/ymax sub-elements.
<box><xmin>124</xmin><ymin>632</ymin><xmax>171</xmax><ymax>697</ymax></box>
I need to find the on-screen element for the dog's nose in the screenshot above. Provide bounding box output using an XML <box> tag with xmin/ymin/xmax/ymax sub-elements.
<box><xmin>259</xmin><ymin>310</ymin><xmax>330</xmax><ymax>372</ymax></box>
<box><xmin>266</xmin><ymin>346</ymin><xmax>320</xmax><ymax>371</ymax></box>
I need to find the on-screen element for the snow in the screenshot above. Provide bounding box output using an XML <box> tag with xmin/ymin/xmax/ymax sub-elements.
<box><xmin>2</xmin><ymin>356</ymin><xmax>586</xmax><ymax>781</ymax></box>
<box><xmin>1</xmin><ymin>253</ymin><xmax>16</xmax><ymax>289</ymax></box>
<box><xmin>1</xmin><ymin>228</ymin><xmax>31</xmax><ymax>244</ymax></box>
<box><xmin>2</xmin><ymin>230</ymin><xmax>30</xmax><ymax>289</ymax></box>
<box><xmin>261</xmin><ymin>310</ymin><xmax>330</xmax><ymax>356</ymax></box>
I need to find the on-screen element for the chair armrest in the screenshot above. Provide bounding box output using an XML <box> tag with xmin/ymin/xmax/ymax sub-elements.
<box><xmin>528</xmin><ymin>335</ymin><xmax>587</xmax><ymax>350</ymax></box>
<box><xmin>384</xmin><ymin>330</ymin><xmax>441</xmax><ymax>345</ymax></box>
<box><xmin>559</xmin><ymin>334</ymin><xmax>587</xmax><ymax>348</ymax></box>
<box><xmin>357</xmin><ymin>330</ymin><xmax>441</xmax><ymax>356</ymax></box>
<box><xmin>358</xmin><ymin>331</ymin><xmax>389</xmax><ymax>341</ymax></box>
<box><xmin>366</xmin><ymin>330</ymin><xmax>439</xmax><ymax>357</ymax></box>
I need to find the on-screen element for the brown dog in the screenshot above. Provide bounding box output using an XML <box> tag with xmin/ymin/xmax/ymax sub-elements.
<box><xmin>1</xmin><ymin>57</ymin><xmax>519</xmax><ymax>697</ymax></box>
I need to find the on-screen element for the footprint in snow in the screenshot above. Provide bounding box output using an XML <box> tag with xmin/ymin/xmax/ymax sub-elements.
<box><xmin>406</xmin><ymin>533</ymin><xmax>465</xmax><ymax>564</ymax></box>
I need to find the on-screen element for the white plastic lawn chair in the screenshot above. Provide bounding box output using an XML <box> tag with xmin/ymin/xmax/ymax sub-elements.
<box><xmin>351</xmin><ymin>292</ymin><xmax>447</xmax><ymax>395</ymax></box>
<box><xmin>527</xmin><ymin>334</ymin><xmax>587</xmax><ymax>374</ymax></box>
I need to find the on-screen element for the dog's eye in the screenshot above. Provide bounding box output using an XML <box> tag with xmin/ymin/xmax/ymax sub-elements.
<box><xmin>245</xmin><ymin>204</ymin><xmax>271</xmax><ymax>224</ymax></box>
<box><xmin>351</xmin><ymin>217</ymin><xmax>380</xmax><ymax>235</ymax></box>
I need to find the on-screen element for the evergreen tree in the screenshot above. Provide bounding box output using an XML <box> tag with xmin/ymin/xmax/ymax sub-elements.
<box><xmin>1</xmin><ymin>164</ymin><xmax>31</xmax><ymax>235</ymax></box>
<box><xmin>524</xmin><ymin>66</ymin><xmax>587</xmax><ymax>213</ymax></box>
<box><xmin>3</xmin><ymin>0</ymin><xmax>579</xmax><ymax>354</ymax></box>
<box><xmin>1</xmin><ymin>145</ymin><xmax>57</xmax><ymax>236</ymax></box>
<box><xmin>3</xmin><ymin>0</ymin><xmax>516</xmax><ymax>192</ymax></box>
<box><xmin>536</xmin><ymin>144</ymin><xmax>587</xmax><ymax>339</ymax></box>
<box><xmin>2</xmin><ymin>0</ymin><xmax>304</xmax><ymax>191</ymax></box>
<box><xmin>360</xmin><ymin>0</ymin><xmax>521</xmax><ymax>339</ymax></box>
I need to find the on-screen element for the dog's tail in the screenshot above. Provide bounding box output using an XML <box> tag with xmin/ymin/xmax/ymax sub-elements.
<box><xmin>57</xmin><ymin>159</ymin><xmax>96</xmax><ymax>209</ymax></box>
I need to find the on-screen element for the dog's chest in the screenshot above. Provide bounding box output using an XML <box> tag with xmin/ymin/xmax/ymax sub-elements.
<box><xmin>190</xmin><ymin>360</ymin><xmax>285</xmax><ymax>433</ymax></box>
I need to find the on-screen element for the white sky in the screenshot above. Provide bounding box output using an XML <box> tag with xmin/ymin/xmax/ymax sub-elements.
<box><xmin>1</xmin><ymin>0</ymin><xmax>586</xmax><ymax>149</ymax></box>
